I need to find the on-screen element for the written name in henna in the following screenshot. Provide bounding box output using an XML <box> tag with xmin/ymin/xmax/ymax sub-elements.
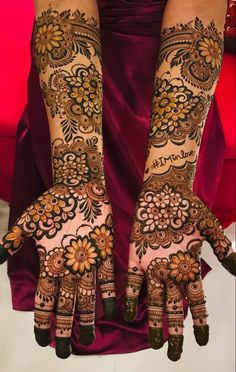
<box><xmin>151</xmin><ymin>150</ymin><xmax>196</xmax><ymax>170</ymax></box>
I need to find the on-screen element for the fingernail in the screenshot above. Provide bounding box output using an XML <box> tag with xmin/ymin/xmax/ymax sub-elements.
<box><xmin>123</xmin><ymin>298</ymin><xmax>137</xmax><ymax>322</ymax></box>
<box><xmin>79</xmin><ymin>325</ymin><xmax>95</xmax><ymax>346</ymax></box>
<box><xmin>167</xmin><ymin>335</ymin><xmax>184</xmax><ymax>362</ymax></box>
<box><xmin>194</xmin><ymin>324</ymin><xmax>209</xmax><ymax>346</ymax></box>
<box><xmin>148</xmin><ymin>327</ymin><xmax>164</xmax><ymax>349</ymax></box>
<box><xmin>103</xmin><ymin>298</ymin><xmax>117</xmax><ymax>320</ymax></box>
<box><xmin>34</xmin><ymin>327</ymin><xmax>50</xmax><ymax>347</ymax></box>
<box><xmin>55</xmin><ymin>337</ymin><xmax>72</xmax><ymax>359</ymax></box>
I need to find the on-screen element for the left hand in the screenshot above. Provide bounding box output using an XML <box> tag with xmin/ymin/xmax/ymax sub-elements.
<box><xmin>123</xmin><ymin>169</ymin><xmax>236</xmax><ymax>361</ymax></box>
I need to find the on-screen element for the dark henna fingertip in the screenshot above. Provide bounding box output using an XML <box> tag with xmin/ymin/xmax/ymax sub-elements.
<box><xmin>194</xmin><ymin>324</ymin><xmax>209</xmax><ymax>346</ymax></box>
<box><xmin>55</xmin><ymin>337</ymin><xmax>72</xmax><ymax>359</ymax></box>
<box><xmin>167</xmin><ymin>335</ymin><xmax>184</xmax><ymax>362</ymax></box>
<box><xmin>148</xmin><ymin>328</ymin><xmax>164</xmax><ymax>349</ymax></box>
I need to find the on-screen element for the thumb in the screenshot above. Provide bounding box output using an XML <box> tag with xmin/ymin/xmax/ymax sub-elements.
<box><xmin>197</xmin><ymin>214</ymin><xmax>236</xmax><ymax>276</ymax></box>
<box><xmin>0</xmin><ymin>223</ymin><xmax>26</xmax><ymax>264</ymax></box>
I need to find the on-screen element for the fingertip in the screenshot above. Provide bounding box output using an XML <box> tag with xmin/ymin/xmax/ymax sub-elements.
<box><xmin>123</xmin><ymin>297</ymin><xmax>137</xmax><ymax>323</ymax></box>
<box><xmin>148</xmin><ymin>328</ymin><xmax>164</xmax><ymax>349</ymax></box>
<box><xmin>34</xmin><ymin>327</ymin><xmax>50</xmax><ymax>347</ymax></box>
<box><xmin>79</xmin><ymin>325</ymin><xmax>95</xmax><ymax>346</ymax></box>
<box><xmin>194</xmin><ymin>325</ymin><xmax>209</xmax><ymax>346</ymax></box>
<box><xmin>55</xmin><ymin>337</ymin><xmax>72</xmax><ymax>359</ymax></box>
<box><xmin>167</xmin><ymin>335</ymin><xmax>184</xmax><ymax>362</ymax></box>
<box><xmin>0</xmin><ymin>245</ymin><xmax>11</xmax><ymax>265</ymax></box>
<box><xmin>103</xmin><ymin>298</ymin><xmax>117</xmax><ymax>320</ymax></box>
<box><xmin>221</xmin><ymin>252</ymin><xmax>236</xmax><ymax>276</ymax></box>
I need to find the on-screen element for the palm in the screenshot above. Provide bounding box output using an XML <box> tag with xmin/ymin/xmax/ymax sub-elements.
<box><xmin>0</xmin><ymin>180</ymin><xmax>116</xmax><ymax>358</ymax></box>
<box><xmin>124</xmin><ymin>177</ymin><xmax>235</xmax><ymax>361</ymax></box>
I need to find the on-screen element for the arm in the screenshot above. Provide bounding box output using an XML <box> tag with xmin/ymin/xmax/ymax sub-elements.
<box><xmin>0</xmin><ymin>0</ymin><xmax>116</xmax><ymax>359</ymax></box>
<box><xmin>124</xmin><ymin>0</ymin><xmax>235</xmax><ymax>362</ymax></box>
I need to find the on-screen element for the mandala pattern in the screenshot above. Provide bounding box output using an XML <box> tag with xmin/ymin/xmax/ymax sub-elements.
<box><xmin>131</xmin><ymin>164</ymin><xmax>206</xmax><ymax>260</ymax></box>
<box><xmin>136</xmin><ymin>184</ymin><xmax>190</xmax><ymax>232</ymax></box>
<box><xmin>43</xmin><ymin>247</ymin><xmax>70</xmax><ymax>278</ymax></box>
<box><xmin>149</xmin><ymin>76</ymin><xmax>209</xmax><ymax>148</ymax></box>
<box><xmin>34</xmin><ymin>8</ymin><xmax>101</xmax><ymax>72</ymax></box>
<box><xmin>157</xmin><ymin>17</ymin><xmax>223</xmax><ymax>91</ymax></box>
<box><xmin>90</xmin><ymin>224</ymin><xmax>113</xmax><ymax>260</ymax></box>
<box><xmin>42</xmin><ymin>64</ymin><xmax>102</xmax><ymax>141</ymax></box>
<box><xmin>63</xmin><ymin>236</ymin><xmax>100</xmax><ymax>275</ymax></box>
<box><xmin>53</xmin><ymin>137</ymin><xmax>104</xmax><ymax>186</ymax></box>
<box><xmin>169</xmin><ymin>251</ymin><xmax>200</xmax><ymax>283</ymax></box>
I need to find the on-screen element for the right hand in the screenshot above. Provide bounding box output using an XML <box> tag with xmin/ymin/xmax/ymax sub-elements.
<box><xmin>0</xmin><ymin>180</ymin><xmax>116</xmax><ymax>359</ymax></box>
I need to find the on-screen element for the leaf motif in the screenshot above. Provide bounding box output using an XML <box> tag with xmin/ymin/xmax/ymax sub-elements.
<box><xmin>195</xmin><ymin>17</ymin><xmax>204</xmax><ymax>31</ymax></box>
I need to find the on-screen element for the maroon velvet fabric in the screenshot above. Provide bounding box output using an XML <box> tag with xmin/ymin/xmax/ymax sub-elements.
<box><xmin>8</xmin><ymin>0</ymin><xmax>227</xmax><ymax>355</ymax></box>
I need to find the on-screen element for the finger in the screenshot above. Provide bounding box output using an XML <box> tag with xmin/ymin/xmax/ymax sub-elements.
<box><xmin>34</xmin><ymin>276</ymin><xmax>58</xmax><ymax>347</ymax></box>
<box><xmin>0</xmin><ymin>223</ymin><xmax>25</xmax><ymax>264</ymax></box>
<box><xmin>147</xmin><ymin>275</ymin><xmax>165</xmax><ymax>350</ymax></box>
<box><xmin>197</xmin><ymin>214</ymin><xmax>236</xmax><ymax>276</ymax></box>
<box><xmin>123</xmin><ymin>265</ymin><xmax>144</xmax><ymax>322</ymax></box>
<box><xmin>165</xmin><ymin>279</ymin><xmax>184</xmax><ymax>362</ymax></box>
<box><xmin>186</xmin><ymin>278</ymin><xmax>209</xmax><ymax>346</ymax></box>
<box><xmin>77</xmin><ymin>268</ymin><xmax>96</xmax><ymax>346</ymax></box>
<box><xmin>97</xmin><ymin>256</ymin><xmax>116</xmax><ymax>319</ymax></box>
<box><xmin>90</xmin><ymin>217</ymin><xmax>116</xmax><ymax>319</ymax></box>
<box><xmin>55</xmin><ymin>274</ymin><xmax>77</xmax><ymax>359</ymax></box>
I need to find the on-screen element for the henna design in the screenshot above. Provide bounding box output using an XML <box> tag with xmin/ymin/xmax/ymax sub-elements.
<box><xmin>197</xmin><ymin>216</ymin><xmax>232</xmax><ymax>261</ymax></box>
<box><xmin>2</xmin><ymin>185</ymin><xmax>77</xmax><ymax>246</ymax></box>
<box><xmin>63</xmin><ymin>235</ymin><xmax>100</xmax><ymax>275</ymax></box>
<box><xmin>131</xmin><ymin>164</ymin><xmax>207</xmax><ymax>260</ymax></box>
<box><xmin>34</xmin><ymin>8</ymin><xmax>101</xmax><ymax>72</ymax></box>
<box><xmin>157</xmin><ymin>17</ymin><xmax>223</xmax><ymax>90</ymax></box>
<box><xmin>42</xmin><ymin>63</ymin><xmax>102</xmax><ymax>141</ymax></box>
<box><xmin>53</xmin><ymin>137</ymin><xmax>104</xmax><ymax>185</ymax></box>
<box><xmin>78</xmin><ymin>270</ymin><xmax>96</xmax><ymax>326</ymax></box>
<box><xmin>169</xmin><ymin>251</ymin><xmax>200</xmax><ymax>283</ymax></box>
<box><xmin>149</xmin><ymin>75</ymin><xmax>210</xmax><ymax>148</ymax></box>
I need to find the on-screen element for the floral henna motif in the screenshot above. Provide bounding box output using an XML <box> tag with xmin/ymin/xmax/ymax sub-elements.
<box><xmin>132</xmin><ymin>164</ymin><xmax>206</xmax><ymax>260</ymax></box>
<box><xmin>149</xmin><ymin>75</ymin><xmax>210</xmax><ymax>148</ymax></box>
<box><xmin>42</xmin><ymin>63</ymin><xmax>102</xmax><ymax>141</ymax></box>
<box><xmin>1</xmin><ymin>185</ymin><xmax>77</xmax><ymax>247</ymax></box>
<box><xmin>157</xmin><ymin>17</ymin><xmax>223</xmax><ymax>91</ymax></box>
<box><xmin>53</xmin><ymin>137</ymin><xmax>104</xmax><ymax>186</ymax></box>
<box><xmin>169</xmin><ymin>251</ymin><xmax>200</xmax><ymax>283</ymax></box>
<box><xmin>63</xmin><ymin>236</ymin><xmax>100</xmax><ymax>275</ymax></box>
<box><xmin>34</xmin><ymin>8</ymin><xmax>101</xmax><ymax>72</ymax></box>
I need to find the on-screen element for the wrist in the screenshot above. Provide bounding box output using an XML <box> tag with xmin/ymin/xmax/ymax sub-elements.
<box><xmin>52</xmin><ymin>136</ymin><xmax>105</xmax><ymax>186</ymax></box>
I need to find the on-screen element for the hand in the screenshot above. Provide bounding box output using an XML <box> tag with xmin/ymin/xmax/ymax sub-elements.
<box><xmin>123</xmin><ymin>165</ymin><xmax>235</xmax><ymax>361</ymax></box>
<box><xmin>0</xmin><ymin>180</ymin><xmax>116</xmax><ymax>359</ymax></box>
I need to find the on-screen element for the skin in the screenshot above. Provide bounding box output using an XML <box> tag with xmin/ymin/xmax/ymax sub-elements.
<box><xmin>0</xmin><ymin>0</ymin><xmax>116</xmax><ymax>359</ymax></box>
<box><xmin>123</xmin><ymin>0</ymin><xmax>236</xmax><ymax>362</ymax></box>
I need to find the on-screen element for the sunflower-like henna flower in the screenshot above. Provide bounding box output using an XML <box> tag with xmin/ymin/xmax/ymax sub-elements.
<box><xmin>90</xmin><ymin>225</ymin><xmax>113</xmax><ymax>260</ymax></box>
<box><xmin>169</xmin><ymin>251</ymin><xmax>200</xmax><ymax>283</ymax></box>
<box><xmin>63</xmin><ymin>237</ymin><xmax>99</xmax><ymax>275</ymax></box>
<box><xmin>35</xmin><ymin>23</ymin><xmax>63</xmax><ymax>55</ymax></box>
<box><xmin>198</xmin><ymin>37</ymin><xmax>222</xmax><ymax>69</ymax></box>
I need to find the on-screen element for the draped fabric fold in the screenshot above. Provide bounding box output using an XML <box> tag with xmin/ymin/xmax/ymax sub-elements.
<box><xmin>8</xmin><ymin>0</ymin><xmax>225</xmax><ymax>354</ymax></box>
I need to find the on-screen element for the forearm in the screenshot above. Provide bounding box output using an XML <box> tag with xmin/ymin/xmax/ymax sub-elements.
<box><xmin>144</xmin><ymin>0</ymin><xmax>228</xmax><ymax>184</ymax></box>
<box><xmin>33</xmin><ymin>0</ymin><xmax>104</xmax><ymax>185</ymax></box>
